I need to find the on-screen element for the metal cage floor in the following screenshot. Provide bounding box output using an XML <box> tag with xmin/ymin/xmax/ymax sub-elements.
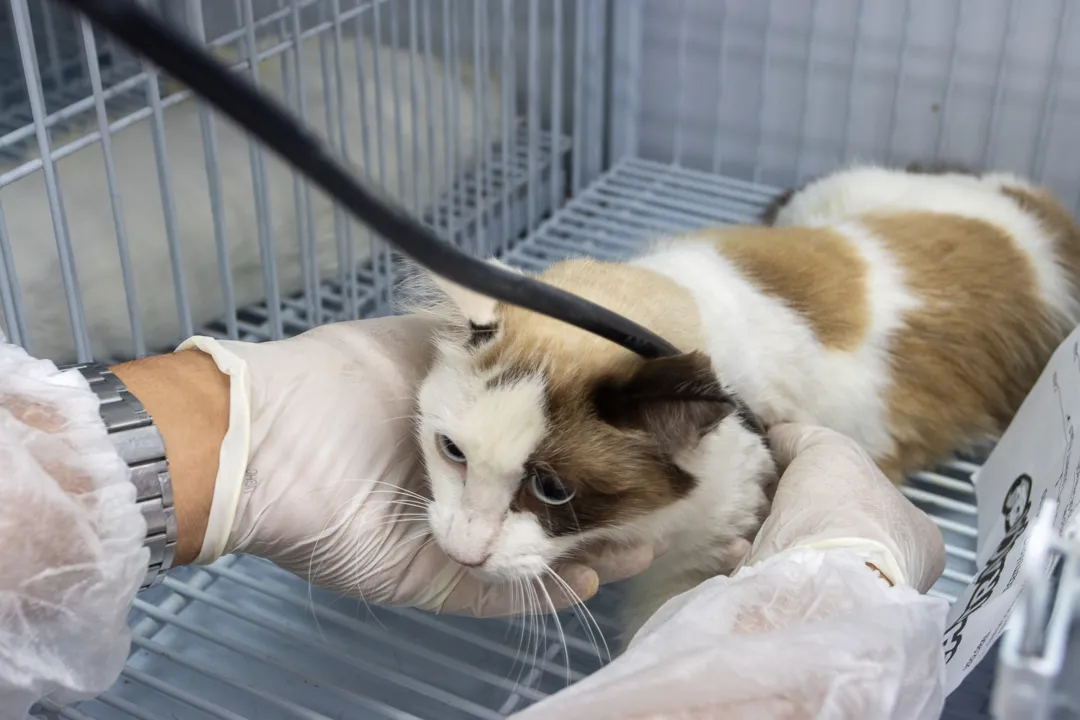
<box><xmin>48</xmin><ymin>159</ymin><xmax>987</xmax><ymax>720</ymax></box>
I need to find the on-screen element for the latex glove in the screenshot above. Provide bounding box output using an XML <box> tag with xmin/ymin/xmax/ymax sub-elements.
<box><xmin>181</xmin><ymin>316</ymin><xmax>658</xmax><ymax>615</ymax></box>
<box><xmin>515</xmin><ymin>423</ymin><xmax>950</xmax><ymax>720</ymax></box>
<box><xmin>0</xmin><ymin>342</ymin><xmax>146</xmax><ymax>720</ymax></box>
<box><xmin>740</xmin><ymin>423</ymin><xmax>947</xmax><ymax>591</ymax></box>
<box><xmin>513</xmin><ymin>549</ymin><xmax>949</xmax><ymax>720</ymax></box>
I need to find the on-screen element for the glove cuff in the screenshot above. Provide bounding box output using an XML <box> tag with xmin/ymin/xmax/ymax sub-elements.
<box><xmin>175</xmin><ymin>336</ymin><xmax>252</xmax><ymax>565</ymax></box>
<box><xmin>795</xmin><ymin>537</ymin><xmax>908</xmax><ymax>588</ymax></box>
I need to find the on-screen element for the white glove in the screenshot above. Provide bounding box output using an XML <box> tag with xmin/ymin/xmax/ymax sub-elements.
<box><xmin>0</xmin><ymin>342</ymin><xmax>146</xmax><ymax>720</ymax></box>
<box><xmin>741</xmin><ymin>423</ymin><xmax>947</xmax><ymax>591</ymax></box>
<box><xmin>181</xmin><ymin>316</ymin><xmax>659</xmax><ymax>615</ymax></box>
<box><xmin>514</xmin><ymin>423</ymin><xmax>950</xmax><ymax>720</ymax></box>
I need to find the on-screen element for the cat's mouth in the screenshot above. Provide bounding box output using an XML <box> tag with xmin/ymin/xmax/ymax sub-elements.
<box><xmin>438</xmin><ymin>543</ymin><xmax>550</xmax><ymax>583</ymax></box>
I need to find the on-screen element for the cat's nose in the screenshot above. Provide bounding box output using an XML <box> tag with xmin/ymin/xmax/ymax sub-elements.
<box><xmin>449</xmin><ymin>550</ymin><xmax>491</xmax><ymax>568</ymax></box>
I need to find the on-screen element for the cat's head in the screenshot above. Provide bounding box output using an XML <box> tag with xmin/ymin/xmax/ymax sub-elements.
<box><xmin>406</xmin><ymin>259</ymin><xmax>768</xmax><ymax>582</ymax></box>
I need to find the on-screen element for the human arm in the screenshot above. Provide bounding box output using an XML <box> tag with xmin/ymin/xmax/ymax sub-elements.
<box><xmin>109</xmin><ymin>347</ymin><xmax>229</xmax><ymax>567</ymax></box>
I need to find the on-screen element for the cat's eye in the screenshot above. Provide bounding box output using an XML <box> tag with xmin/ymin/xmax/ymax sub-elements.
<box><xmin>529</xmin><ymin>468</ymin><xmax>575</xmax><ymax>506</ymax></box>
<box><xmin>437</xmin><ymin>434</ymin><xmax>467</xmax><ymax>464</ymax></box>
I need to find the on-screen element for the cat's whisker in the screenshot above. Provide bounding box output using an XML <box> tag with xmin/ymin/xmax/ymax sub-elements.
<box><xmin>306</xmin><ymin>481</ymin><xmax>364</xmax><ymax>646</ymax></box>
<box><xmin>531</xmin><ymin>583</ymin><xmax>546</xmax><ymax>689</ymax></box>
<box><xmin>361</xmin><ymin>480</ymin><xmax>431</xmax><ymax>503</ymax></box>
<box><xmin>508</xmin><ymin>577</ymin><xmax>529</xmax><ymax>693</ymax></box>
<box><xmin>375</xmin><ymin>412</ymin><xmax>423</xmax><ymax>426</ymax></box>
<box><xmin>523</xmin><ymin>581</ymin><xmax>542</xmax><ymax>687</ymax></box>
<box><xmin>349</xmin><ymin>516</ymin><xmax>430</xmax><ymax>537</ymax></box>
<box><xmin>531</xmin><ymin>578</ymin><xmax>552</xmax><ymax>686</ymax></box>
<box><xmin>545</xmin><ymin>566</ymin><xmax>609</xmax><ymax>664</ymax></box>
<box><xmin>536</xmin><ymin>576</ymin><xmax>572</xmax><ymax>687</ymax></box>
<box><xmin>364</xmin><ymin>492</ymin><xmax>429</xmax><ymax>506</ymax></box>
<box><xmin>343</xmin><ymin>526</ymin><xmax>389</xmax><ymax>634</ymax></box>
<box><xmin>365</xmin><ymin>487</ymin><xmax>429</xmax><ymax>501</ymax></box>
<box><xmin>396</xmin><ymin>529</ymin><xmax>436</xmax><ymax>547</ymax></box>
<box><xmin>518</xmin><ymin>579</ymin><xmax>542</xmax><ymax>691</ymax></box>
<box><xmin>364</xmin><ymin>499</ymin><xmax>430</xmax><ymax>513</ymax></box>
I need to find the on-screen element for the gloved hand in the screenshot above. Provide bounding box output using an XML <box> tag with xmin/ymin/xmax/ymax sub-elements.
<box><xmin>514</xmin><ymin>423</ymin><xmax>950</xmax><ymax>720</ymax></box>
<box><xmin>0</xmin><ymin>341</ymin><xmax>146</xmax><ymax>720</ymax></box>
<box><xmin>740</xmin><ymin>423</ymin><xmax>947</xmax><ymax>591</ymax></box>
<box><xmin>182</xmin><ymin>316</ymin><xmax>658</xmax><ymax>614</ymax></box>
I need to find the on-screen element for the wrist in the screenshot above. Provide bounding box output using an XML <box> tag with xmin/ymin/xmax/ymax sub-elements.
<box><xmin>111</xmin><ymin>349</ymin><xmax>230</xmax><ymax>566</ymax></box>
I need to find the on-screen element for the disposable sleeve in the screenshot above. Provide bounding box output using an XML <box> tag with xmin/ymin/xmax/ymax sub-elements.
<box><xmin>513</xmin><ymin>548</ymin><xmax>950</xmax><ymax>720</ymax></box>
<box><xmin>0</xmin><ymin>341</ymin><xmax>146</xmax><ymax>719</ymax></box>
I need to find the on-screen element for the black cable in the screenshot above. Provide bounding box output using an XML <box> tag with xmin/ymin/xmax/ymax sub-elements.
<box><xmin>63</xmin><ymin>0</ymin><xmax>680</xmax><ymax>359</ymax></box>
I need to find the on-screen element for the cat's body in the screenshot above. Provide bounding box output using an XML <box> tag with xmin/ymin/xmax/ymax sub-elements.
<box><xmin>412</xmin><ymin>165</ymin><xmax>1080</xmax><ymax>648</ymax></box>
<box><xmin>2</xmin><ymin>34</ymin><xmax>498</xmax><ymax>363</ymax></box>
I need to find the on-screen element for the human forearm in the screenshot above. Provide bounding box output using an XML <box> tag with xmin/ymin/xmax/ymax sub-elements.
<box><xmin>110</xmin><ymin>349</ymin><xmax>229</xmax><ymax>566</ymax></box>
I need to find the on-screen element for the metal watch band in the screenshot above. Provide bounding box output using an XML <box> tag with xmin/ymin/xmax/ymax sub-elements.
<box><xmin>72</xmin><ymin>363</ymin><xmax>177</xmax><ymax>590</ymax></box>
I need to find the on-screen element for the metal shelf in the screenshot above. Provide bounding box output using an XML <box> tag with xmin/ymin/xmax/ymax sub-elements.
<box><xmin>52</xmin><ymin>159</ymin><xmax>981</xmax><ymax>719</ymax></box>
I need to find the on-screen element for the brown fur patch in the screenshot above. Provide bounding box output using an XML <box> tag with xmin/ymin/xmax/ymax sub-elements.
<box><xmin>700</xmin><ymin>226</ymin><xmax>871</xmax><ymax>352</ymax></box>
<box><xmin>510</xmin><ymin>391</ymin><xmax>700</xmax><ymax>536</ymax></box>
<box><xmin>482</xmin><ymin>259</ymin><xmax>715</xmax><ymax>534</ymax></box>
<box><xmin>865</xmin><ymin>212</ymin><xmax>1071</xmax><ymax>479</ymax></box>
<box><xmin>479</xmin><ymin>258</ymin><xmax>705</xmax><ymax>381</ymax></box>
<box><xmin>592</xmin><ymin>351</ymin><xmax>736</xmax><ymax>453</ymax></box>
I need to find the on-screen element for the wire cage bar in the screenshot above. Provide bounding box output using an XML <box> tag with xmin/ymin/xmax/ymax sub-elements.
<box><xmin>5</xmin><ymin>0</ymin><xmax>1079</xmax><ymax>718</ymax></box>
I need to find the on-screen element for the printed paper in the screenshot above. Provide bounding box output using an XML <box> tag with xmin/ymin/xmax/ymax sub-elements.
<box><xmin>943</xmin><ymin>326</ymin><xmax>1080</xmax><ymax>693</ymax></box>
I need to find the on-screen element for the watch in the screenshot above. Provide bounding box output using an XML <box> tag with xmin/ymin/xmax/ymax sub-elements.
<box><xmin>72</xmin><ymin>363</ymin><xmax>177</xmax><ymax>590</ymax></box>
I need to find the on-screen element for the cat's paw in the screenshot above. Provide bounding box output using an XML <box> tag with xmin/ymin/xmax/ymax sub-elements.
<box><xmin>721</xmin><ymin>537</ymin><xmax>753</xmax><ymax>571</ymax></box>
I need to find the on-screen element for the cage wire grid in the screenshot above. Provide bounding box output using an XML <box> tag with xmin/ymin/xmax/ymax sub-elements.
<box><xmin>5</xmin><ymin>0</ymin><xmax>1079</xmax><ymax>718</ymax></box>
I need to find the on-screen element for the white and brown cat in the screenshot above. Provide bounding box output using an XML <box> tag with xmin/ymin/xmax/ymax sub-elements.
<box><xmin>409</xmin><ymin>164</ymin><xmax>1080</xmax><ymax>646</ymax></box>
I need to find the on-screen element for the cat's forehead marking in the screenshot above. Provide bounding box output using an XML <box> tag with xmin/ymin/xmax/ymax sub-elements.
<box><xmin>459</xmin><ymin>365</ymin><xmax>549</xmax><ymax>476</ymax></box>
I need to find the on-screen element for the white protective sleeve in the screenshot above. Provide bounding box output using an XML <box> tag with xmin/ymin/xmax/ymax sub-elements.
<box><xmin>514</xmin><ymin>548</ymin><xmax>950</xmax><ymax>720</ymax></box>
<box><xmin>0</xmin><ymin>340</ymin><xmax>146</xmax><ymax>719</ymax></box>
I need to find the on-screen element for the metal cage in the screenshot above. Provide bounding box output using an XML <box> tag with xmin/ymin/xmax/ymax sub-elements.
<box><xmin>5</xmin><ymin>0</ymin><xmax>1079</xmax><ymax>718</ymax></box>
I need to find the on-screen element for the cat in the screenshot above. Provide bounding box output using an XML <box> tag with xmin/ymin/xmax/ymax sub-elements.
<box><xmin>0</xmin><ymin>31</ymin><xmax>500</xmax><ymax>363</ymax></box>
<box><xmin>407</xmin><ymin>164</ymin><xmax>1080</xmax><ymax>647</ymax></box>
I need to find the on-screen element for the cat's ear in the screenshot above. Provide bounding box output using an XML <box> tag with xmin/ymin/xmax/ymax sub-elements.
<box><xmin>400</xmin><ymin>258</ymin><xmax>521</xmax><ymax>327</ymax></box>
<box><xmin>427</xmin><ymin>272</ymin><xmax>498</xmax><ymax>326</ymax></box>
<box><xmin>592</xmin><ymin>351</ymin><xmax>736</xmax><ymax>454</ymax></box>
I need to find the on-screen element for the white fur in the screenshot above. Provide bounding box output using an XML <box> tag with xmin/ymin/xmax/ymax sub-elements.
<box><xmin>615</xmin><ymin>415</ymin><xmax>773</xmax><ymax>641</ymax></box>
<box><xmin>423</xmin><ymin>258</ymin><xmax>519</xmax><ymax>327</ymax></box>
<box><xmin>775</xmin><ymin>166</ymin><xmax>1080</xmax><ymax>324</ymax></box>
<box><xmin>1</xmin><ymin>37</ymin><xmax>500</xmax><ymax>363</ymax></box>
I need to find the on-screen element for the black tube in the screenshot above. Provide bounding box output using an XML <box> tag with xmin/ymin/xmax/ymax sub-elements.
<box><xmin>64</xmin><ymin>0</ymin><xmax>680</xmax><ymax>359</ymax></box>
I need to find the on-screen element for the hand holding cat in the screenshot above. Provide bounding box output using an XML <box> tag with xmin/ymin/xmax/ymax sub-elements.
<box><xmin>741</xmin><ymin>423</ymin><xmax>947</xmax><ymax>592</ymax></box>
<box><xmin>185</xmin><ymin>315</ymin><xmax>661</xmax><ymax>614</ymax></box>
